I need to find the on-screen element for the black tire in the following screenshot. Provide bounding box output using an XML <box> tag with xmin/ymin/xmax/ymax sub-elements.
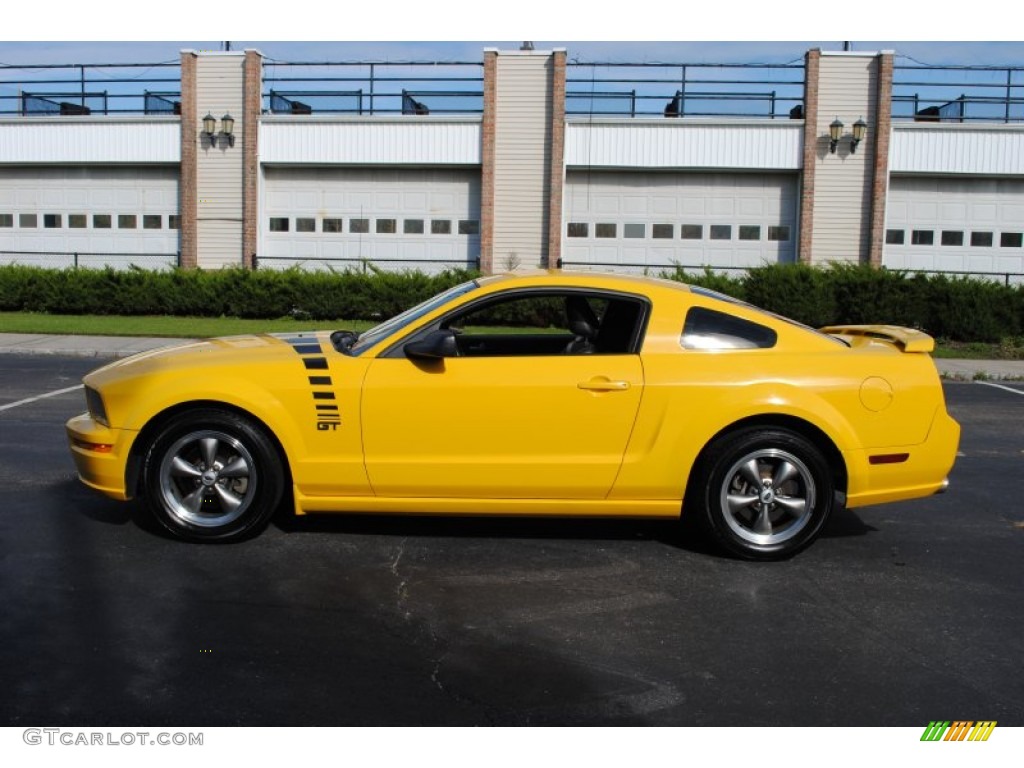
<box><xmin>691</xmin><ymin>428</ymin><xmax>834</xmax><ymax>561</ymax></box>
<box><xmin>141</xmin><ymin>408</ymin><xmax>285</xmax><ymax>543</ymax></box>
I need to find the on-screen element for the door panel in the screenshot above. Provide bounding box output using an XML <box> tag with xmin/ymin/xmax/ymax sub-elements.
<box><xmin>361</xmin><ymin>355</ymin><xmax>644</xmax><ymax>499</ymax></box>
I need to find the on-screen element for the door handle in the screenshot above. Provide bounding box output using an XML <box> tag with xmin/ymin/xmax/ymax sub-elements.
<box><xmin>577</xmin><ymin>377</ymin><xmax>631</xmax><ymax>392</ymax></box>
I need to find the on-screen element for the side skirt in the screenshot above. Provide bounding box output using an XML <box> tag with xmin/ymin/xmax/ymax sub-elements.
<box><xmin>293</xmin><ymin>490</ymin><xmax>682</xmax><ymax>519</ymax></box>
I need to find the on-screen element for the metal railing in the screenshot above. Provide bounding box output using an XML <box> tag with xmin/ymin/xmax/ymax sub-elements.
<box><xmin>0</xmin><ymin>61</ymin><xmax>181</xmax><ymax>116</ymax></box>
<box><xmin>893</xmin><ymin>64</ymin><xmax>1024</xmax><ymax>123</ymax></box>
<box><xmin>0</xmin><ymin>250</ymin><xmax>180</xmax><ymax>269</ymax></box>
<box><xmin>884</xmin><ymin>266</ymin><xmax>1024</xmax><ymax>286</ymax></box>
<box><xmin>262</xmin><ymin>60</ymin><xmax>484</xmax><ymax>116</ymax></box>
<box><xmin>565</xmin><ymin>61</ymin><xmax>805</xmax><ymax>119</ymax></box>
<box><xmin>253</xmin><ymin>254</ymin><xmax>480</xmax><ymax>272</ymax></box>
<box><xmin>558</xmin><ymin>259</ymin><xmax>1024</xmax><ymax>285</ymax></box>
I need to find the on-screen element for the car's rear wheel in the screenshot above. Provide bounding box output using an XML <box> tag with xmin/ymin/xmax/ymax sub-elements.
<box><xmin>141</xmin><ymin>408</ymin><xmax>284</xmax><ymax>542</ymax></box>
<box><xmin>693</xmin><ymin>428</ymin><xmax>834</xmax><ymax>560</ymax></box>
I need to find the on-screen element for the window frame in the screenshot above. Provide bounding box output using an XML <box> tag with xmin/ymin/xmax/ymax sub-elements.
<box><xmin>381</xmin><ymin>287</ymin><xmax>652</xmax><ymax>360</ymax></box>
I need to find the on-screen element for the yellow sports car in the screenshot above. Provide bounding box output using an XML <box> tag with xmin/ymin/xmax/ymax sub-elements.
<box><xmin>66</xmin><ymin>272</ymin><xmax>960</xmax><ymax>559</ymax></box>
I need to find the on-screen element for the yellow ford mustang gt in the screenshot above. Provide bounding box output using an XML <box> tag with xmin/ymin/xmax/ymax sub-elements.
<box><xmin>66</xmin><ymin>272</ymin><xmax>960</xmax><ymax>559</ymax></box>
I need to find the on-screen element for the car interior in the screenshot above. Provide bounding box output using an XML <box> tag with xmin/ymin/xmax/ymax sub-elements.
<box><xmin>438</xmin><ymin>292</ymin><xmax>647</xmax><ymax>357</ymax></box>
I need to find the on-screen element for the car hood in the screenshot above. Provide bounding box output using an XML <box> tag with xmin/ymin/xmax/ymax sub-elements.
<box><xmin>84</xmin><ymin>331</ymin><xmax>336</xmax><ymax>387</ymax></box>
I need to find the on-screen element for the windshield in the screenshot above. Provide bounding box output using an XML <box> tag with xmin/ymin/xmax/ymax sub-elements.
<box><xmin>347</xmin><ymin>280</ymin><xmax>480</xmax><ymax>356</ymax></box>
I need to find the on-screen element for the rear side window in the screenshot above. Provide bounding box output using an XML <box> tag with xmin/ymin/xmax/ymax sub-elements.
<box><xmin>681</xmin><ymin>306</ymin><xmax>777</xmax><ymax>350</ymax></box>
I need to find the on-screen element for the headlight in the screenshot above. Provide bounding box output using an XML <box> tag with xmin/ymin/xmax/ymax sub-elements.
<box><xmin>84</xmin><ymin>386</ymin><xmax>109</xmax><ymax>427</ymax></box>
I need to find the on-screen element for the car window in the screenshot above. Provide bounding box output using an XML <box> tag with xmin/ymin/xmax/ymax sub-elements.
<box><xmin>437</xmin><ymin>292</ymin><xmax>645</xmax><ymax>357</ymax></box>
<box><xmin>680</xmin><ymin>306</ymin><xmax>777</xmax><ymax>350</ymax></box>
<box><xmin>348</xmin><ymin>280</ymin><xmax>479</xmax><ymax>356</ymax></box>
<box><xmin>688</xmin><ymin>285</ymin><xmax>847</xmax><ymax>346</ymax></box>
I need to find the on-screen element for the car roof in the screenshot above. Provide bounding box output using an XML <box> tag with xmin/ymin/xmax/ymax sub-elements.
<box><xmin>476</xmin><ymin>270</ymin><xmax>695</xmax><ymax>295</ymax></box>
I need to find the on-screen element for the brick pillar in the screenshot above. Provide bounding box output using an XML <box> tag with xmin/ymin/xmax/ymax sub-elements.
<box><xmin>242</xmin><ymin>50</ymin><xmax>262</xmax><ymax>269</ymax></box>
<box><xmin>797</xmin><ymin>49</ymin><xmax>820</xmax><ymax>264</ymax></box>
<box><xmin>479</xmin><ymin>49</ymin><xmax>498</xmax><ymax>275</ymax></box>
<box><xmin>546</xmin><ymin>50</ymin><xmax>566</xmax><ymax>270</ymax></box>
<box><xmin>179</xmin><ymin>51</ymin><xmax>198</xmax><ymax>269</ymax></box>
<box><xmin>868</xmin><ymin>52</ymin><xmax>894</xmax><ymax>267</ymax></box>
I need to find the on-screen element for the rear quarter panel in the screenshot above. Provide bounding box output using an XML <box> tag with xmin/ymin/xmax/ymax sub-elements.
<box><xmin>612</xmin><ymin>291</ymin><xmax>949</xmax><ymax>502</ymax></box>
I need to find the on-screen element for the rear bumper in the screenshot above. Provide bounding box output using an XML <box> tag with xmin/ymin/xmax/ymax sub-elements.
<box><xmin>844</xmin><ymin>409</ymin><xmax>960</xmax><ymax>508</ymax></box>
<box><xmin>66</xmin><ymin>413</ymin><xmax>134</xmax><ymax>501</ymax></box>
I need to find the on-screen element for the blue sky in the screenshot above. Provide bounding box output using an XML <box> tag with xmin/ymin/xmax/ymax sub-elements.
<box><xmin>4</xmin><ymin>0</ymin><xmax>1024</xmax><ymax>68</ymax></box>
<box><xmin>2</xmin><ymin>40</ymin><xmax>1024</xmax><ymax>67</ymax></box>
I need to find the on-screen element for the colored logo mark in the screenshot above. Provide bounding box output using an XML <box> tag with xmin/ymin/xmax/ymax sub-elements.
<box><xmin>920</xmin><ymin>721</ymin><xmax>997</xmax><ymax>741</ymax></box>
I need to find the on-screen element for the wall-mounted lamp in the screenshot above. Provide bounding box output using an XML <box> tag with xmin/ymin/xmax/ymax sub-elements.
<box><xmin>202</xmin><ymin>113</ymin><xmax>217</xmax><ymax>143</ymax></box>
<box><xmin>829</xmin><ymin>117</ymin><xmax>844</xmax><ymax>154</ymax></box>
<box><xmin>851</xmin><ymin>117</ymin><xmax>867</xmax><ymax>153</ymax></box>
<box><xmin>221</xmin><ymin>113</ymin><xmax>235</xmax><ymax>148</ymax></box>
<box><xmin>201</xmin><ymin>113</ymin><xmax>236</xmax><ymax>148</ymax></box>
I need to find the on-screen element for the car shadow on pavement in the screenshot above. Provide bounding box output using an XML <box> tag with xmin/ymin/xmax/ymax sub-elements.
<box><xmin>66</xmin><ymin>481</ymin><xmax>876</xmax><ymax>556</ymax></box>
<box><xmin>273</xmin><ymin>509</ymin><xmax>730</xmax><ymax>557</ymax></box>
<box><xmin>820</xmin><ymin>505</ymin><xmax>878</xmax><ymax>539</ymax></box>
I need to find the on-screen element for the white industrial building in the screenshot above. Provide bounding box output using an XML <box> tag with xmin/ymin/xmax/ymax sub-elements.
<box><xmin>1</xmin><ymin>45</ymin><xmax>1022</xmax><ymax>282</ymax></box>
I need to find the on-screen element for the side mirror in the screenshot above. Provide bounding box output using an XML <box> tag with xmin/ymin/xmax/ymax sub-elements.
<box><xmin>404</xmin><ymin>329</ymin><xmax>459</xmax><ymax>361</ymax></box>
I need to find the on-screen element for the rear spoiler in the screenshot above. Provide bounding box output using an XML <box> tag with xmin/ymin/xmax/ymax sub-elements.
<box><xmin>819</xmin><ymin>324</ymin><xmax>935</xmax><ymax>353</ymax></box>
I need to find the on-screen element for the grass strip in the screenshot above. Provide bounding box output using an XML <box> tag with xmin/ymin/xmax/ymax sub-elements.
<box><xmin>0</xmin><ymin>312</ymin><xmax>374</xmax><ymax>339</ymax></box>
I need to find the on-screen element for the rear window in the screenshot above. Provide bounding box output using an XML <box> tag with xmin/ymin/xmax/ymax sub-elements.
<box><xmin>681</xmin><ymin>307</ymin><xmax>777</xmax><ymax>350</ymax></box>
<box><xmin>687</xmin><ymin>286</ymin><xmax>847</xmax><ymax>347</ymax></box>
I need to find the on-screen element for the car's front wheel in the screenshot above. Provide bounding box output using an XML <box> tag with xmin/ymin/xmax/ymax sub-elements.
<box><xmin>693</xmin><ymin>428</ymin><xmax>835</xmax><ymax>560</ymax></box>
<box><xmin>141</xmin><ymin>408</ymin><xmax>284</xmax><ymax>542</ymax></box>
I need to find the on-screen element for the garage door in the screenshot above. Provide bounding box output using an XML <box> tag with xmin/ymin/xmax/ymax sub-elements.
<box><xmin>0</xmin><ymin>166</ymin><xmax>179</xmax><ymax>269</ymax></box>
<box><xmin>260</xmin><ymin>167</ymin><xmax>481</xmax><ymax>273</ymax></box>
<box><xmin>562</xmin><ymin>170</ymin><xmax>798</xmax><ymax>271</ymax></box>
<box><xmin>884</xmin><ymin>176</ymin><xmax>1024</xmax><ymax>280</ymax></box>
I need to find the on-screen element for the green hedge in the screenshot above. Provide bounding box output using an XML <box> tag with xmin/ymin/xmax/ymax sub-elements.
<box><xmin>1</xmin><ymin>262</ymin><xmax>1022</xmax><ymax>343</ymax></box>
<box><xmin>662</xmin><ymin>262</ymin><xmax>1024</xmax><ymax>343</ymax></box>
<box><xmin>0</xmin><ymin>265</ymin><xmax>478</xmax><ymax>322</ymax></box>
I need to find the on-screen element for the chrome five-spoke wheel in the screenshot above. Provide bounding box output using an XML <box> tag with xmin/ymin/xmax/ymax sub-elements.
<box><xmin>142</xmin><ymin>408</ymin><xmax>284</xmax><ymax>542</ymax></box>
<box><xmin>158</xmin><ymin>430</ymin><xmax>257</xmax><ymax>528</ymax></box>
<box><xmin>696</xmin><ymin>428</ymin><xmax>835</xmax><ymax>560</ymax></box>
<box><xmin>720</xmin><ymin>449</ymin><xmax>815</xmax><ymax>547</ymax></box>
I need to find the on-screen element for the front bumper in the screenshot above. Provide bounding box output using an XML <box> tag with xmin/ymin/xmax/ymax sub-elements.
<box><xmin>66</xmin><ymin>413</ymin><xmax>136</xmax><ymax>500</ymax></box>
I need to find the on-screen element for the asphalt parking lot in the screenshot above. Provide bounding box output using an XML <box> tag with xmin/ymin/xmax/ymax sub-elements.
<box><xmin>1</xmin><ymin>354</ymin><xmax>1022</xmax><ymax>726</ymax></box>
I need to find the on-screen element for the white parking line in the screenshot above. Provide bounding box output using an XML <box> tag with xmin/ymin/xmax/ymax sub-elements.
<box><xmin>975</xmin><ymin>381</ymin><xmax>1024</xmax><ymax>397</ymax></box>
<box><xmin>0</xmin><ymin>384</ymin><xmax>83</xmax><ymax>413</ymax></box>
